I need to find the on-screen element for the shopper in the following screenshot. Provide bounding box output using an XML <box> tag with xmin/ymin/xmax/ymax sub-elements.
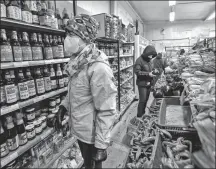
<box><xmin>56</xmin><ymin>14</ymin><xmax>117</xmax><ymax>169</ymax></box>
<box><xmin>134</xmin><ymin>45</ymin><xmax>157</xmax><ymax>117</ymax></box>
<box><xmin>152</xmin><ymin>52</ymin><xmax>167</xmax><ymax>75</ymax></box>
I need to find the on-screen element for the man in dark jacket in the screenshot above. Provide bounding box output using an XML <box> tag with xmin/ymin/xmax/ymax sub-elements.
<box><xmin>134</xmin><ymin>45</ymin><xmax>157</xmax><ymax>117</ymax></box>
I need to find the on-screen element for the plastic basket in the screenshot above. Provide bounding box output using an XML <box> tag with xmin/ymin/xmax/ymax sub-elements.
<box><xmin>156</xmin><ymin>97</ymin><xmax>197</xmax><ymax>134</ymax></box>
<box><xmin>151</xmin><ymin>132</ymin><xmax>201</xmax><ymax>168</ymax></box>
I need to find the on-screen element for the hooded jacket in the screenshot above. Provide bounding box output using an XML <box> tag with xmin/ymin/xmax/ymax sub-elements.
<box><xmin>152</xmin><ymin>53</ymin><xmax>167</xmax><ymax>74</ymax></box>
<box><xmin>61</xmin><ymin>49</ymin><xmax>117</xmax><ymax>149</ymax></box>
<box><xmin>134</xmin><ymin>45</ymin><xmax>157</xmax><ymax>87</ymax></box>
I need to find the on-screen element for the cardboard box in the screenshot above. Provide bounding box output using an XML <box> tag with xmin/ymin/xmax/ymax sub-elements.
<box><xmin>92</xmin><ymin>13</ymin><xmax>112</xmax><ymax>38</ymax></box>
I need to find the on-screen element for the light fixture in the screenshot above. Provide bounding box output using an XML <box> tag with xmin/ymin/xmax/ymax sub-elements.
<box><xmin>169</xmin><ymin>11</ymin><xmax>175</xmax><ymax>22</ymax></box>
<box><xmin>169</xmin><ymin>1</ymin><xmax>176</xmax><ymax>6</ymax></box>
<box><xmin>206</xmin><ymin>11</ymin><xmax>215</xmax><ymax>20</ymax></box>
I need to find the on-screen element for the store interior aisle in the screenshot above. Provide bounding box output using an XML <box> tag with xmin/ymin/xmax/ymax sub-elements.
<box><xmin>102</xmin><ymin>93</ymin><xmax>154</xmax><ymax>168</ymax></box>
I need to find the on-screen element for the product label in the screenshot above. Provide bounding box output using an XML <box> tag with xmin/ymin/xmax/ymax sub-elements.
<box><xmin>44</xmin><ymin>47</ymin><xmax>53</xmax><ymax>59</ymax></box>
<box><xmin>22</xmin><ymin>11</ymin><xmax>32</xmax><ymax>23</ymax></box>
<box><xmin>7</xmin><ymin>6</ymin><xmax>21</xmax><ymax>20</ymax></box>
<box><xmin>0</xmin><ymin>45</ymin><xmax>13</xmax><ymax>62</ymax></box>
<box><xmin>0</xmin><ymin>86</ymin><xmax>6</xmax><ymax>104</ymax></box>
<box><xmin>15</xmin><ymin>85</ymin><xmax>20</xmax><ymax>100</ymax></box>
<box><xmin>51</xmin><ymin>18</ymin><xmax>58</xmax><ymax>29</ymax></box>
<box><xmin>35</xmin><ymin>125</ymin><xmax>42</xmax><ymax>134</ymax></box>
<box><xmin>58</xmin><ymin>78</ymin><xmax>64</xmax><ymax>88</ymax></box>
<box><xmin>13</xmin><ymin>46</ymin><xmax>23</xmax><ymax>61</ymax></box>
<box><xmin>26</xmin><ymin>112</ymin><xmax>35</xmax><ymax>121</ymax></box>
<box><xmin>27</xmin><ymin>80</ymin><xmax>36</xmax><ymax>97</ymax></box>
<box><xmin>18</xmin><ymin>82</ymin><xmax>29</xmax><ymax>100</ymax></box>
<box><xmin>0</xmin><ymin>143</ymin><xmax>9</xmax><ymax>157</ymax></box>
<box><xmin>29</xmin><ymin>0</ymin><xmax>37</xmax><ymax>11</ymax></box>
<box><xmin>27</xmin><ymin>129</ymin><xmax>35</xmax><ymax>139</ymax></box>
<box><xmin>51</xmin><ymin>79</ymin><xmax>57</xmax><ymax>90</ymax></box>
<box><xmin>32</xmin><ymin>46</ymin><xmax>43</xmax><ymax>60</ymax></box>
<box><xmin>32</xmin><ymin>14</ymin><xmax>39</xmax><ymax>24</ymax></box>
<box><xmin>63</xmin><ymin>19</ymin><xmax>69</xmax><ymax>25</ymax></box>
<box><xmin>0</xmin><ymin>4</ymin><xmax>6</xmax><ymax>18</ymax></box>
<box><xmin>44</xmin><ymin>77</ymin><xmax>52</xmax><ymax>92</ymax></box>
<box><xmin>36</xmin><ymin>78</ymin><xmax>45</xmax><ymax>94</ymax></box>
<box><xmin>22</xmin><ymin>46</ymin><xmax>32</xmax><ymax>61</ymax></box>
<box><xmin>58</xmin><ymin>45</ymin><xmax>64</xmax><ymax>58</ymax></box>
<box><xmin>18</xmin><ymin>132</ymin><xmax>28</xmax><ymax>146</ymax></box>
<box><xmin>52</xmin><ymin>46</ymin><xmax>59</xmax><ymax>58</ymax></box>
<box><xmin>7</xmin><ymin>135</ymin><xmax>19</xmax><ymax>151</ymax></box>
<box><xmin>4</xmin><ymin>84</ymin><xmax>17</xmax><ymax>104</ymax></box>
<box><xmin>64</xmin><ymin>77</ymin><xmax>69</xmax><ymax>86</ymax></box>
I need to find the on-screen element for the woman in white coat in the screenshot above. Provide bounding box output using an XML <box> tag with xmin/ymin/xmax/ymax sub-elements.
<box><xmin>56</xmin><ymin>14</ymin><xmax>117</xmax><ymax>168</ymax></box>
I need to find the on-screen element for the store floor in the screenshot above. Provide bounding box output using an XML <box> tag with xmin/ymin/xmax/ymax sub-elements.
<box><xmin>102</xmin><ymin>93</ymin><xmax>154</xmax><ymax>168</ymax></box>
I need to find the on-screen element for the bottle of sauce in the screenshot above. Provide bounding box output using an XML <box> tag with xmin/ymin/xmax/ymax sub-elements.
<box><xmin>62</xmin><ymin>8</ymin><xmax>69</xmax><ymax>29</ymax></box>
<box><xmin>56</xmin><ymin>64</ymin><xmax>64</xmax><ymax>89</ymax></box>
<box><xmin>57</xmin><ymin>36</ymin><xmax>64</xmax><ymax>58</ymax></box>
<box><xmin>43</xmin><ymin>34</ymin><xmax>53</xmax><ymax>60</ymax></box>
<box><xmin>6</xmin><ymin>0</ymin><xmax>22</xmax><ymax>20</ymax></box>
<box><xmin>34</xmin><ymin>67</ymin><xmax>45</xmax><ymax>95</ymax></box>
<box><xmin>21</xmin><ymin>32</ymin><xmax>33</xmax><ymax>61</ymax></box>
<box><xmin>0</xmin><ymin>73</ymin><xmax>6</xmax><ymax>107</ymax></box>
<box><xmin>52</xmin><ymin>35</ymin><xmax>59</xmax><ymax>59</ymax></box>
<box><xmin>0</xmin><ymin>29</ymin><xmax>13</xmax><ymax>62</ymax></box>
<box><xmin>17</xmin><ymin>68</ymin><xmax>29</xmax><ymax>101</ymax></box>
<box><xmin>0</xmin><ymin>0</ymin><xmax>6</xmax><ymax>18</ymax></box>
<box><xmin>43</xmin><ymin>66</ymin><xmax>52</xmax><ymax>92</ymax></box>
<box><xmin>37</xmin><ymin>33</ymin><xmax>44</xmax><ymax>60</ymax></box>
<box><xmin>62</xmin><ymin>63</ymin><xmax>68</xmax><ymax>87</ymax></box>
<box><xmin>4</xmin><ymin>70</ymin><xmax>17</xmax><ymax>105</ymax></box>
<box><xmin>29</xmin><ymin>0</ymin><xmax>39</xmax><ymax>24</ymax></box>
<box><xmin>48</xmin><ymin>1</ymin><xmax>57</xmax><ymax>29</ymax></box>
<box><xmin>10</xmin><ymin>70</ymin><xmax>19</xmax><ymax>101</ymax></box>
<box><xmin>38</xmin><ymin>0</ymin><xmax>48</xmax><ymax>26</ymax></box>
<box><xmin>11</xmin><ymin>31</ymin><xmax>23</xmax><ymax>62</ymax></box>
<box><xmin>25</xmin><ymin>68</ymin><xmax>36</xmax><ymax>98</ymax></box>
<box><xmin>50</xmin><ymin>65</ymin><xmax>57</xmax><ymax>90</ymax></box>
<box><xmin>55</xmin><ymin>8</ymin><xmax>62</xmax><ymax>30</ymax></box>
<box><xmin>30</xmin><ymin>33</ymin><xmax>43</xmax><ymax>61</ymax></box>
<box><xmin>6</xmin><ymin>121</ymin><xmax>19</xmax><ymax>151</ymax></box>
<box><xmin>0</xmin><ymin>121</ymin><xmax>9</xmax><ymax>158</ymax></box>
<box><xmin>16</xmin><ymin>118</ymin><xmax>27</xmax><ymax>146</ymax></box>
<box><xmin>21</xmin><ymin>0</ymin><xmax>32</xmax><ymax>23</ymax></box>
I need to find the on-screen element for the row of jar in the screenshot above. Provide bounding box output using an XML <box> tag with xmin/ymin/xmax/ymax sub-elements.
<box><xmin>0</xmin><ymin>64</ymin><xmax>68</xmax><ymax>107</ymax></box>
<box><xmin>0</xmin><ymin>29</ymin><xmax>68</xmax><ymax>62</ymax></box>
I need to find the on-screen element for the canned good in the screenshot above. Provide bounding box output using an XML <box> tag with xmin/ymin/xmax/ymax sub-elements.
<box><xmin>47</xmin><ymin>114</ymin><xmax>56</xmax><ymax>127</ymax></box>
<box><xmin>34</xmin><ymin>120</ymin><xmax>42</xmax><ymax>135</ymax></box>
<box><xmin>38</xmin><ymin>116</ymin><xmax>47</xmax><ymax>130</ymax></box>
<box><xmin>25</xmin><ymin>107</ymin><xmax>35</xmax><ymax>121</ymax></box>
<box><xmin>25</xmin><ymin>124</ymin><xmax>36</xmax><ymax>140</ymax></box>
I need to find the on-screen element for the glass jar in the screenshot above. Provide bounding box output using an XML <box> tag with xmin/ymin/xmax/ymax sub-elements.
<box><xmin>25</xmin><ymin>124</ymin><xmax>35</xmax><ymax>140</ymax></box>
<box><xmin>38</xmin><ymin>116</ymin><xmax>47</xmax><ymax>130</ymax></box>
<box><xmin>25</xmin><ymin>107</ymin><xmax>36</xmax><ymax>121</ymax></box>
<box><xmin>34</xmin><ymin>120</ymin><xmax>42</xmax><ymax>135</ymax></box>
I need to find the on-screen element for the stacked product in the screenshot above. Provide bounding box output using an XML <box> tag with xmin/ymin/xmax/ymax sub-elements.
<box><xmin>0</xmin><ymin>29</ymin><xmax>66</xmax><ymax>63</ymax></box>
<box><xmin>0</xmin><ymin>0</ymin><xmax>71</xmax><ymax>30</ymax></box>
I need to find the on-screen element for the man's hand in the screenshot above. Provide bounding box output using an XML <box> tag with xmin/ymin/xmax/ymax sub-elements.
<box><xmin>55</xmin><ymin>105</ymin><xmax>67</xmax><ymax>131</ymax></box>
<box><xmin>149</xmin><ymin>71</ymin><xmax>156</xmax><ymax>77</ymax></box>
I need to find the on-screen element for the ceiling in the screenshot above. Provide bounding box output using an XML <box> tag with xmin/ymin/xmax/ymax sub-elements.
<box><xmin>128</xmin><ymin>0</ymin><xmax>215</xmax><ymax>22</ymax></box>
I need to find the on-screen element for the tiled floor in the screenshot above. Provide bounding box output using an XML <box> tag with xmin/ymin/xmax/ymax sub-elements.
<box><xmin>103</xmin><ymin>93</ymin><xmax>154</xmax><ymax>168</ymax></box>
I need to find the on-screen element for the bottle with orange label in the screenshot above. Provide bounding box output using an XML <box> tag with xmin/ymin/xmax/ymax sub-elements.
<box><xmin>43</xmin><ymin>34</ymin><xmax>53</xmax><ymax>60</ymax></box>
<box><xmin>21</xmin><ymin>32</ymin><xmax>33</xmax><ymax>61</ymax></box>
<box><xmin>30</xmin><ymin>33</ymin><xmax>43</xmax><ymax>60</ymax></box>
<box><xmin>34</xmin><ymin>67</ymin><xmax>45</xmax><ymax>95</ymax></box>
<box><xmin>25</xmin><ymin>68</ymin><xmax>36</xmax><ymax>98</ymax></box>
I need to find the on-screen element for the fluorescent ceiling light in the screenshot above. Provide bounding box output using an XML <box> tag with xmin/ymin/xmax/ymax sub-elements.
<box><xmin>169</xmin><ymin>1</ymin><xmax>176</xmax><ymax>6</ymax></box>
<box><xmin>206</xmin><ymin>11</ymin><xmax>215</xmax><ymax>20</ymax></box>
<box><xmin>170</xmin><ymin>11</ymin><xmax>175</xmax><ymax>22</ymax></box>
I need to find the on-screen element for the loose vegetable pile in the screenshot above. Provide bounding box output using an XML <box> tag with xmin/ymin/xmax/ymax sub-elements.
<box><xmin>161</xmin><ymin>136</ymin><xmax>194</xmax><ymax>169</ymax></box>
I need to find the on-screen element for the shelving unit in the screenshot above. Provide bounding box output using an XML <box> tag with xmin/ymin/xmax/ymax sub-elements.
<box><xmin>1</xmin><ymin>87</ymin><xmax>67</xmax><ymax>116</ymax></box>
<box><xmin>1</xmin><ymin>128</ymin><xmax>55</xmax><ymax>168</ymax></box>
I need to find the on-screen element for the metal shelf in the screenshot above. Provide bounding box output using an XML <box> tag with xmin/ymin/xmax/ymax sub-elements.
<box><xmin>113</xmin><ymin>65</ymin><xmax>133</xmax><ymax>74</ymax></box>
<box><xmin>0</xmin><ymin>18</ymin><xmax>65</xmax><ymax>35</ymax></box>
<box><xmin>1</xmin><ymin>58</ymin><xmax>70</xmax><ymax>69</ymax></box>
<box><xmin>0</xmin><ymin>128</ymin><xmax>55</xmax><ymax>168</ymax></box>
<box><xmin>1</xmin><ymin>87</ymin><xmax>67</xmax><ymax>116</ymax></box>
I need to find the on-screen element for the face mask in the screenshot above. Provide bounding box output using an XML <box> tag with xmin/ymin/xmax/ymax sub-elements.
<box><xmin>64</xmin><ymin>36</ymin><xmax>85</xmax><ymax>56</ymax></box>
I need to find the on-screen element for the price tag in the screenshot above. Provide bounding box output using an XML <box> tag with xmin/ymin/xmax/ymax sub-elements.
<box><xmin>1</xmin><ymin>62</ymin><xmax>14</xmax><ymax>69</ymax></box>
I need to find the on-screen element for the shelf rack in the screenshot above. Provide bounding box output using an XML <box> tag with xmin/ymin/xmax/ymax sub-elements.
<box><xmin>1</xmin><ymin>87</ymin><xmax>67</xmax><ymax>116</ymax></box>
<box><xmin>1</xmin><ymin>128</ymin><xmax>55</xmax><ymax>168</ymax></box>
<box><xmin>0</xmin><ymin>58</ymin><xmax>70</xmax><ymax>69</ymax></box>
